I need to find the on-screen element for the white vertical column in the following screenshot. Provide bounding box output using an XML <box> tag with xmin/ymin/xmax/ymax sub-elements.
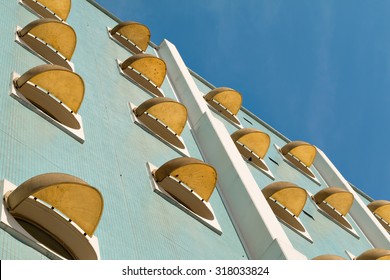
<box><xmin>158</xmin><ymin>39</ymin><xmax>306</xmax><ymax>260</ymax></box>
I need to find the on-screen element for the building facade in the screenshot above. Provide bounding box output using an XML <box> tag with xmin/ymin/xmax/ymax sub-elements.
<box><xmin>0</xmin><ymin>0</ymin><xmax>389</xmax><ymax>260</ymax></box>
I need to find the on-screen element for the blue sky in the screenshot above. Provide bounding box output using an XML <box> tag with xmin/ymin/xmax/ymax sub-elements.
<box><xmin>95</xmin><ymin>0</ymin><xmax>390</xmax><ymax>201</ymax></box>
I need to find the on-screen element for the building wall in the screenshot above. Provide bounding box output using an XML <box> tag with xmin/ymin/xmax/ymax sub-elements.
<box><xmin>0</xmin><ymin>0</ymin><xmax>246</xmax><ymax>260</ymax></box>
<box><xmin>0</xmin><ymin>0</ymin><xmax>388</xmax><ymax>260</ymax></box>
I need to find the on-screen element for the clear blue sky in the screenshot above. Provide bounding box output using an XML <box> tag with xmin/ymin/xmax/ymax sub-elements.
<box><xmin>95</xmin><ymin>0</ymin><xmax>390</xmax><ymax>201</ymax></box>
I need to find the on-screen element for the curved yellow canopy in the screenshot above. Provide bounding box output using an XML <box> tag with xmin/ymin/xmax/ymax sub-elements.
<box><xmin>367</xmin><ymin>200</ymin><xmax>390</xmax><ymax>224</ymax></box>
<box><xmin>281</xmin><ymin>141</ymin><xmax>317</xmax><ymax>167</ymax></box>
<box><xmin>154</xmin><ymin>157</ymin><xmax>217</xmax><ymax>202</ymax></box>
<box><xmin>135</xmin><ymin>97</ymin><xmax>188</xmax><ymax>135</ymax></box>
<box><xmin>312</xmin><ymin>254</ymin><xmax>346</xmax><ymax>260</ymax></box>
<box><xmin>110</xmin><ymin>21</ymin><xmax>151</xmax><ymax>52</ymax></box>
<box><xmin>121</xmin><ymin>54</ymin><xmax>166</xmax><ymax>87</ymax></box>
<box><xmin>19</xmin><ymin>18</ymin><xmax>76</xmax><ymax>60</ymax></box>
<box><xmin>356</xmin><ymin>248</ymin><xmax>390</xmax><ymax>260</ymax></box>
<box><xmin>15</xmin><ymin>64</ymin><xmax>85</xmax><ymax>113</ymax></box>
<box><xmin>313</xmin><ymin>187</ymin><xmax>354</xmax><ymax>216</ymax></box>
<box><xmin>231</xmin><ymin>128</ymin><xmax>270</xmax><ymax>159</ymax></box>
<box><xmin>30</xmin><ymin>0</ymin><xmax>72</xmax><ymax>20</ymax></box>
<box><xmin>6</xmin><ymin>173</ymin><xmax>103</xmax><ymax>237</ymax></box>
<box><xmin>204</xmin><ymin>87</ymin><xmax>242</xmax><ymax>115</ymax></box>
<box><xmin>262</xmin><ymin>181</ymin><xmax>307</xmax><ymax>217</ymax></box>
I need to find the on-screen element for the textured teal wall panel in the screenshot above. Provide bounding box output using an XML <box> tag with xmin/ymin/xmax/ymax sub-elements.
<box><xmin>0</xmin><ymin>229</ymin><xmax>49</xmax><ymax>260</ymax></box>
<box><xmin>2</xmin><ymin>0</ymin><xmax>373</xmax><ymax>260</ymax></box>
<box><xmin>0</xmin><ymin>0</ymin><xmax>246</xmax><ymax>260</ymax></box>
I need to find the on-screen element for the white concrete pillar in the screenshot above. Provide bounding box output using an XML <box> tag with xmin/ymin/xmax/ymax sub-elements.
<box><xmin>158</xmin><ymin>39</ymin><xmax>306</xmax><ymax>259</ymax></box>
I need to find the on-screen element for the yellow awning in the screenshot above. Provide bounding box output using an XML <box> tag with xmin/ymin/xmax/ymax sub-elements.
<box><xmin>38</xmin><ymin>0</ymin><xmax>72</xmax><ymax>20</ymax></box>
<box><xmin>312</xmin><ymin>254</ymin><xmax>346</xmax><ymax>260</ymax></box>
<box><xmin>6</xmin><ymin>173</ymin><xmax>103</xmax><ymax>237</ymax></box>
<box><xmin>121</xmin><ymin>54</ymin><xmax>166</xmax><ymax>88</ymax></box>
<box><xmin>262</xmin><ymin>181</ymin><xmax>307</xmax><ymax>217</ymax></box>
<box><xmin>19</xmin><ymin>18</ymin><xmax>76</xmax><ymax>60</ymax></box>
<box><xmin>154</xmin><ymin>157</ymin><xmax>217</xmax><ymax>202</ymax></box>
<box><xmin>204</xmin><ymin>87</ymin><xmax>242</xmax><ymax>115</ymax></box>
<box><xmin>313</xmin><ymin>187</ymin><xmax>354</xmax><ymax>216</ymax></box>
<box><xmin>110</xmin><ymin>21</ymin><xmax>151</xmax><ymax>52</ymax></box>
<box><xmin>367</xmin><ymin>200</ymin><xmax>390</xmax><ymax>224</ymax></box>
<box><xmin>15</xmin><ymin>64</ymin><xmax>85</xmax><ymax>113</ymax></box>
<box><xmin>231</xmin><ymin>128</ymin><xmax>270</xmax><ymax>159</ymax></box>
<box><xmin>356</xmin><ymin>248</ymin><xmax>390</xmax><ymax>260</ymax></box>
<box><xmin>281</xmin><ymin>141</ymin><xmax>317</xmax><ymax>167</ymax></box>
<box><xmin>135</xmin><ymin>97</ymin><xmax>188</xmax><ymax>135</ymax></box>
<box><xmin>23</xmin><ymin>0</ymin><xmax>72</xmax><ymax>20</ymax></box>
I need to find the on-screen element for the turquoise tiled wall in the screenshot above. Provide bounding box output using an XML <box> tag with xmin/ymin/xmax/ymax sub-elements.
<box><xmin>0</xmin><ymin>0</ymin><xmax>246</xmax><ymax>259</ymax></box>
<box><xmin>0</xmin><ymin>229</ymin><xmax>50</xmax><ymax>260</ymax></box>
<box><xmin>0</xmin><ymin>0</ymin><xmax>376</xmax><ymax>260</ymax></box>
